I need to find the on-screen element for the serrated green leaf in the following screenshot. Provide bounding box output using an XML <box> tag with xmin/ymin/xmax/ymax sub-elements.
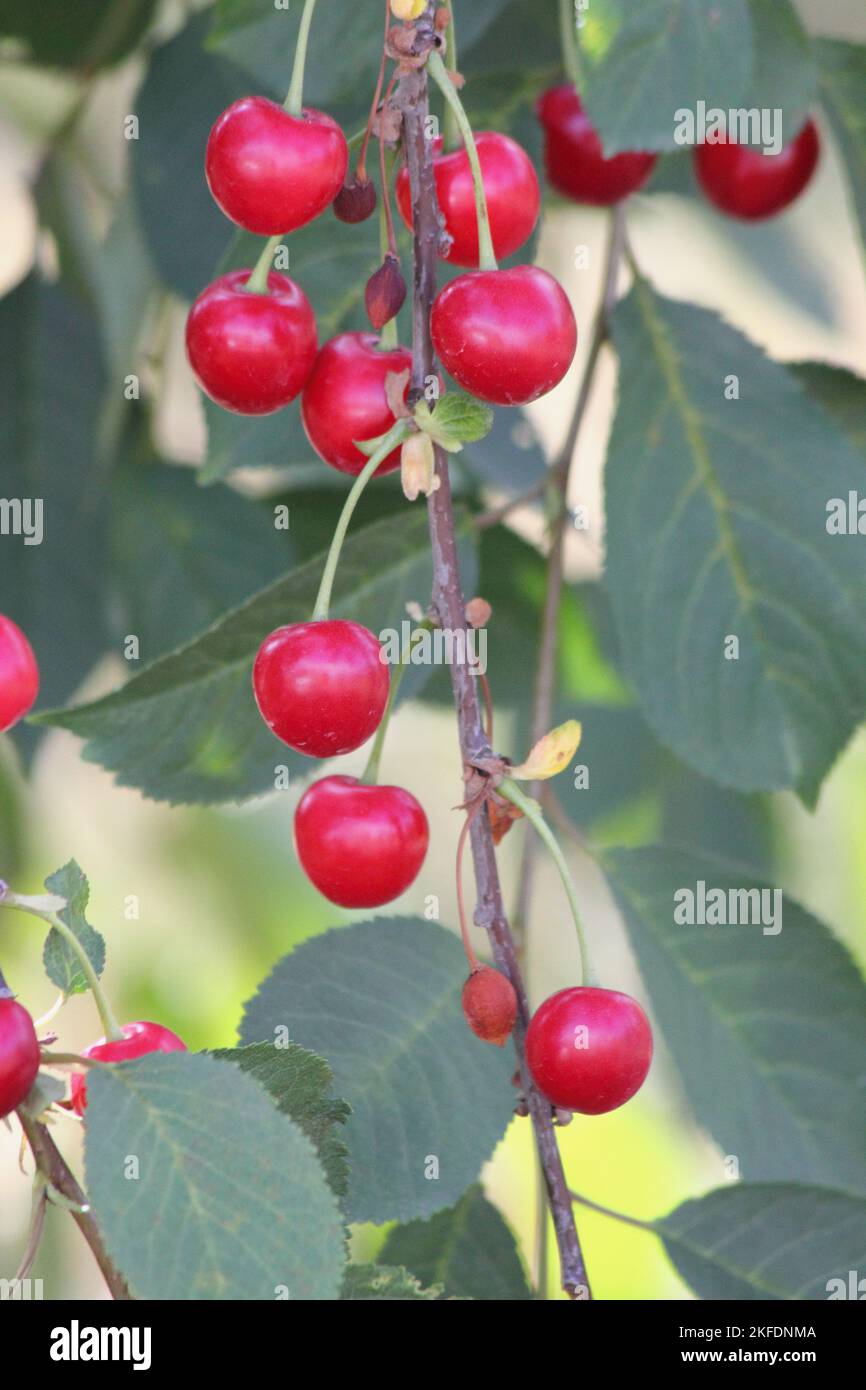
<box><xmin>42</xmin><ymin>861</ymin><xmax>105</xmax><ymax>997</ymax></box>
<box><xmin>85</xmin><ymin>1052</ymin><xmax>346</xmax><ymax>1300</ymax></box>
<box><xmin>210</xmin><ymin>1042</ymin><xmax>350</xmax><ymax>1198</ymax></box>
<box><xmin>603</xmin><ymin>846</ymin><xmax>866</xmax><ymax>1195</ymax></box>
<box><xmin>818</xmin><ymin>40</ymin><xmax>866</xmax><ymax>268</ymax></box>
<box><xmin>606</xmin><ymin>280</ymin><xmax>866</xmax><ymax>800</ymax></box>
<box><xmin>658</xmin><ymin>1184</ymin><xmax>866</xmax><ymax>1300</ymax></box>
<box><xmin>415</xmin><ymin>394</ymin><xmax>494</xmax><ymax>452</ymax></box>
<box><xmin>240</xmin><ymin>919</ymin><xmax>515</xmax><ymax>1225</ymax></box>
<box><xmin>380</xmin><ymin>1185</ymin><xmax>531</xmax><ymax>1300</ymax></box>
<box><xmin>791</xmin><ymin>362</ymin><xmax>866</xmax><ymax>451</ymax></box>
<box><xmin>341</xmin><ymin>1264</ymin><xmax>443</xmax><ymax>1301</ymax></box>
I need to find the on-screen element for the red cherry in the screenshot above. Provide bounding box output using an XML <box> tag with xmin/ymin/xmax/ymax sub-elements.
<box><xmin>70</xmin><ymin>1021</ymin><xmax>187</xmax><ymax>1117</ymax></box>
<box><xmin>536</xmin><ymin>85</ymin><xmax>657</xmax><ymax>205</ymax></box>
<box><xmin>431</xmin><ymin>265</ymin><xmax>577</xmax><ymax>406</ymax></box>
<box><xmin>253</xmin><ymin>620</ymin><xmax>389</xmax><ymax>758</ymax></box>
<box><xmin>0</xmin><ymin>996</ymin><xmax>40</xmax><ymax>1119</ymax></box>
<box><xmin>295</xmin><ymin>775</ymin><xmax>429</xmax><ymax>908</ymax></box>
<box><xmin>186</xmin><ymin>269</ymin><xmax>317</xmax><ymax>415</ymax></box>
<box><xmin>693</xmin><ymin>119</ymin><xmax>820</xmax><ymax>220</ymax></box>
<box><xmin>395</xmin><ymin>132</ymin><xmax>540</xmax><ymax>267</ymax></box>
<box><xmin>206</xmin><ymin>97</ymin><xmax>348</xmax><ymax>235</ymax></box>
<box><xmin>461</xmin><ymin>967</ymin><xmax>518</xmax><ymax>1047</ymax></box>
<box><xmin>0</xmin><ymin>614</ymin><xmax>39</xmax><ymax>732</ymax></box>
<box><xmin>301</xmin><ymin>333</ymin><xmax>413</xmax><ymax>476</ymax></box>
<box><xmin>526</xmin><ymin>987</ymin><xmax>652</xmax><ymax>1115</ymax></box>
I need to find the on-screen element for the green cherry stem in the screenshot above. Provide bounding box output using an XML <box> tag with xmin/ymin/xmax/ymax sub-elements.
<box><xmin>498</xmin><ymin>778</ymin><xmax>594</xmax><ymax>987</ymax></box>
<box><xmin>426</xmin><ymin>48</ymin><xmax>497</xmax><ymax>272</ymax></box>
<box><xmin>443</xmin><ymin>3</ymin><xmax>460</xmax><ymax>150</ymax></box>
<box><xmin>558</xmin><ymin>0</ymin><xmax>581</xmax><ymax>89</ymax></box>
<box><xmin>245</xmin><ymin>234</ymin><xmax>284</xmax><ymax>295</ymax></box>
<box><xmin>0</xmin><ymin>888</ymin><xmax>125</xmax><ymax>1042</ymax></box>
<box><xmin>284</xmin><ymin>0</ymin><xmax>319</xmax><ymax>117</ymax></box>
<box><xmin>361</xmin><ymin>618</ymin><xmax>433</xmax><ymax>784</ymax></box>
<box><xmin>378</xmin><ymin>144</ymin><xmax>400</xmax><ymax>350</ymax></box>
<box><xmin>311</xmin><ymin>419</ymin><xmax>412</xmax><ymax>622</ymax></box>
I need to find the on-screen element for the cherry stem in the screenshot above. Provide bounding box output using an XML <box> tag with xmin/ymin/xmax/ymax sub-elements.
<box><xmin>497</xmin><ymin>778</ymin><xmax>594</xmax><ymax>986</ymax></box>
<box><xmin>456</xmin><ymin>796</ymin><xmax>486</xmax><ymax>971</ymax></box>
<box><xmin>558</xmin><ymin>0</ymin><xmax>582</xmax><ymax>89</ymax></box>
<box><xmin>358</xmin><ymin>0</ymin><xmax>392</xmax><ymax>178</ymax></box>
<box><xmin>378</xmin><ymin>126</ymin><xmax>400</xmax><ymax>350</ymax></box>
<box><xmin>244</xmin><ymin>234</ymin><xmax>284</xmax><ymax>296</ymax></box>
<box><xmin>284</xmin><ymin>0</ymin><xmax>318</xmax><ymax>117</ymax></box>
<box><xmin>569</xmin><ymin>1189</ymin><xmax>655</xmax><ymax>1233</ymax></box>
<box><xmin>477</xmin><ymin>667</ymin><xmax>494</xmax><ymax>742</ymax></box>
<box><xmin>443</xmin><ymin>4</ymin><xmax>460</xmax><ymax>149</ymax></box>
<box><xmin>0</xmin><ymin>889</ymin><xmax>125</xmax><ymax>1043</ymax></box>
<box><xmin>361</xmin><ymin>618</ymin><xmax>433</xmax><ymax>785</ymax></box>
<box><xmin>311</xmin><ymin>419</ymin><xmax>412</xmax><ymax>621</ymax></box>
<box><xmin>426</xmin><ymin>48</ymin><xmax>497</xmax><ymax>272</ymax></box>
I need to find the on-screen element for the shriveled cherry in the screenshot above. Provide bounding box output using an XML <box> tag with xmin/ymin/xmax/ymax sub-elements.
<box><xmin>186</xmin><ymin>269</ymin><xmax>317</xmax><ymax>415</ymax></box>
<box><xmin>431</xmin><ymin>265</ymin><xmax>577</xmax><ymax>406</ymax></box>
<box><xmin>253</xmin><ymin>620</ymin><xmax>389</xmax><ymax>758</ymax></box>
<box><xmin>71</xmin><ymin>1021</ymin><xmax>187</xmax><ymax>1117</ymax></box>
<box><xmin>693</xmin><ymin>119</ymin><xmax>820</xmax><ymax>220</ymax></box>
<box><xmin>462</xmin><ymin>967</ymin><xmax>518</xmax><ymax>1047</ymax></box>
<box><xmin>0</xmin><ymin>994</ymin><xmax>40</xmax><ymax>1119</ymax></box>
<box><xmin>295</xmin><ymin>775</ymin><xmax>428</xmax><ymax>908</ymax></box>
<box><xmin>0</xmin><ymin>614</ymin><xmax>39</xmax><ymax>732</ymax></box>
<box><xmin>395</xmin><ymin>132</ymin><xmax>540</xmax><ymax>267</ymax></box>
<box><xmin>536</xmin><ymin>86</ymin><xmax>657</xmax><ymax>204</ymax></box>
<box><xmin>301</xmin><ymin>333</ymin><xmax>413</xmax><ymax>476</ymax></box>
<box><xmin>526</xmin><ymin>987</ymin><xmax>652</xmax><ymax>1115</ymax></box>
<box><xmin>206</xmin><ymin>97</ymin><xmax>348</xmax><ymax>235</ymax></box>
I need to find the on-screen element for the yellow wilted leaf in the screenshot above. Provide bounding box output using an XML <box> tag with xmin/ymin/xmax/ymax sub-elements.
<box><xmin>510</xmin><ymin>720</ymin><xmax>582</xmax><ymax>781</ymax></box>
<box><xmin>391</xmin><ymin>0</ymin><xmax>426</xmax><ymax>19</ymax></box>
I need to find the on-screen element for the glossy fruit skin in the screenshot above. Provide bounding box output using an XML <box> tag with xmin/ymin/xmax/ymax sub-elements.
<box><xmin>301</xmin><ymin>333</ymin><xmax>413</xmax><ymax>476</ymax></box>
<box><xmin>0</xmin><ymin>997</ymin><xmax>40</xmax><ymax>1119</ymax></box>
<box><xmin>431</xmin><ymin>266</ymin><xmax>577</xmax><ymax>406</ymax></box>
<box><xmin>253</xmin><ymin>620</ymin><xmax>389</xmax><ymax>758</ymax></box>
<box><xmin>693</xmin><ymin>119</ymin><xmax>820</xmax><ymax>220</ymax></box>
<box><xmin>186</xmin><ymin>269</ymin><xmax>317</xmax><ymax>415</ymax></box>
<box><xmin>0</xmin><ymin>614</ymin><xmax>39</xmax><ymax>732</ymax></box>
<box><xmin>71</xmin><ymin>1021</ymin><xmax>187</xmax><ymax>1117</ymax></box>
<box><xmin>206</xmin><ymin>97</ymin><xmax>348</xmax><ymax>235</ymax></box>
<box><xmin>395</xmin><ymin>132</ymin><xmax>540</xmax><ymax>267</ymax></box>
<box><xmin>526</xmin><ymin>987</ymin><xmax>653</xmax><ymax>1115</ymax></box>
<box><xmin>462</xmin><ymin>967</ymin><xmax>518</xmax><ymax>1047</ymax></box>
<box><xmin>537</xmin><ymin>85</ymin><xmax>657</xmax><ymax>205</ymax></box>
<box><xmin>295</xmin><ymin>775</ymin><xmax>428</xmax><ymax>908</ymax></box>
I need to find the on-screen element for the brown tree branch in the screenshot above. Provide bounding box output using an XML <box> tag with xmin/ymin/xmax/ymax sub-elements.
<box><xmin>396</xmin><ymin>8</ymin><xmax>590</xmax><ymax>1301</ymax></box>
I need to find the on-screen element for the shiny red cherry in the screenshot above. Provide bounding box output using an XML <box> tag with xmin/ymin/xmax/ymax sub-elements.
<box><xmin>301</xmin><ymin>333</ymin><xmax>413</xmax><ymax>476</ymax></box>
<box><xmin>536</xmin><ymin>85</ymin><xmax>657</xmax><ymax>204</ymax></box>
<box><xmin>431</xmin><ymin>265</ymin><xmax>576</xmax><ymax>406</ymax></box>
<box><xmin>0</xmin><ymin>995</ymin><xmax>40</xmax><ymax>1119</ymax></box>
<box><xmin>253</xmin><ymin>620</ymin><xmax>389</xmax><ymax>758</ymax></box>
<box><xmin>295</xmin><ymin>775</ymin><xmax>429</xmax><ymax>908</ymax></box>
<box><xmin>693</xmin><ymin>119</ymin><xmax>820</xmax><ymax>220</ymax></box>
<box><xmin>71</xmin><ymin>1021</ymin><xmax>187</xmax><ymax>1117</ymax></box>
<box><xmin>186</xmin><ymin>269</ymin><xmax>317</xmax><ymax>415</ymax></box>
<box><xmin>0</xmin><ymin>614</ymin><xmax>39</xmax><ymax>732</ymax></box>
<box><xmin>526</xmin><ymin>987</ymin><xmax>653</xmax><ymax>1115</ymax></box>
<box><xmin>395</xmin><ymin>132</ymin><xmax>540</xmax><ymax>267</ymax></box>
<box><xmin>206</xmin><ymin>96</ymin><xmax>348</xmax><ymax>235</ymax></box>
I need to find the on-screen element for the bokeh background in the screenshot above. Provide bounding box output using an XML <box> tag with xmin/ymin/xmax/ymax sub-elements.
<box><xmin>1</xmin><ymin>0</ymin><xmax>865</xmax><ymax>1299</ymax></box>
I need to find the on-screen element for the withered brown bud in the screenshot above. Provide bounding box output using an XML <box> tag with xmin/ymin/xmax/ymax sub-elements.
<box><xmin>333</xmin><ymin>175</ymin><xmax>377</xmax><ymax>224</ymax></box>
<box><xmin>461</xmin><ymin>966</ymin><xmax>518</xmax><ymax>1047</ymax></box>
<box><xmin>365</xmin><ymin>253</ymin><xmax>407</xmax><ymax>331</ymax></box>
<box><xmin>465</xmin><ymin>597</ymin><xmax>492</xmax><ymax>628</ymax></box>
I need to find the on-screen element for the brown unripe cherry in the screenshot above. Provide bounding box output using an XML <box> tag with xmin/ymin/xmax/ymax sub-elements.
<box><xmin>365</xmin><ymin>254</ymin><xmax>407</xmax><ymax>330</ymax></box>
<box><xmin>461</xmin><ymin>966</ymin><xmax>518</xmax><ymax>1047</ymax></box>
<box><xmin>333</xmin><ymin>175</ymin><xmax>377</xmax><ymax>224</ymax></box>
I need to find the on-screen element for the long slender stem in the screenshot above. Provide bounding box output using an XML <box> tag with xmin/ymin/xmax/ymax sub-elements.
<box><xmin>378</xmin><ymin>130</ymin><xmax>400</xmax><ymax>350</ymax></box>
<box><xmin>362</xmin><ymin>619</ymin><xmax>432</xmax><ymax>784</ymax></box>
<box><xmin>559</xmin><ymin>0</ymin><xmax>581</xmax><ymax>88</ymax></box>
<box><xmin>244</xmin><ymin>234</ymin><xmax>284</xmax><ymax>295</ymax></box>
<box><xmin>443</xmin><ymin>3</ymin><xmax>460</xmax><ymax>149</ymax></box>
<box><xmin>570</xmin><ymin>1188</ymin><xmax>655</xmax><ymax>1233</ymax></box>
<box><xmin>311</xmin><ymin>421</ymin><xmax>411</xmax><ymax>620</ymax></box>
<box><xmin>284</xmin><ymin>0</ymin><xmax>318</xmax><ymax>116</ymax></box>
<box><xmin>426</xmin><ymin>49</ymin><xmax>497</xmax><ymax>271</ymax></box>
<box><xmin>358</xmin><ymin>0</ymin><xmax>392</xmax><ymax>177</ymax></box>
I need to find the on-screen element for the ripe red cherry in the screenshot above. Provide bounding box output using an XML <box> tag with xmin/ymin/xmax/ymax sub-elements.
<box><xmin>526</xmin><ymin>987</ymin><xmax>652</xmax><ymax>1115</ymax></box>
<box><xmin>254</xmin><ymin>620</ymin><xmax>389</xmax><ymax>758</ymax></box>
<box><xmin>462</xmin><ymin>967</ymin><xmax>518</xmax><ymax>1047</ymax></box>
<box><xmin>693</xmin><ymin>119</ymin><xmax>820</xmax><ymax>220</ymax></box>
<box><xmin>70</xmin><ymin>1021</ymin><xmax>187</xmax><ymax>1117</ymax></box>
<box><xmin>395</xmin><ymin>132</ymin><xmax>540</xmax><ymax>267</ymax></box>
<box><xmin>536</xmin><ymin>85</ymin><xmax>657</xmax><ymax>204</ymax></box>
<box><xmin>0</xmin><ymin>614</ymin><xmax>39</xmax><ymax>732</ymax></box>
<box><xmin>0</xmin><ymin>995</ymin><xmax>40</xmax><ymax>1119</ymax></box>
<box><xmin>186</xmin><ymin>269</ymin><xmax>317</xmax><ymax>415</ymax></box>
<box><xmin>206</xmin><ymin>97</ymin><xmax>348</xmax><ymax>235</ymax></box>
<box><xmin>301</xmin><ymin>333</ymin><xmax>413</xmax><ymax>476</ymax></box>
<box><xmin>295</xmin><ymin>775</ymin><xmax>429</xmax><ymax>908</ymax></box>
<box><xmin>431</xmin><ymin>266</ymin><xmax>577</xmax><ymax>406</ymax></box>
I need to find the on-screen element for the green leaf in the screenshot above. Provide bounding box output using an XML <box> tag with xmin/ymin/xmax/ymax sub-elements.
<box><xmin>42</xmin><ymin>861</ymin><xmax>105</xmax><ymax>997</ymax></box>
<box><xmin>341</xmin><ymin>1264</ymin><xmax>443</xmax><ymax>1301</ymax></box>
<box><xmin>576</xmin><ymin>0</ymin><xmax>753</xmax><ymax>155</ymax></box>
<box><xmin>791</xmin><ymin>362</ymin><xmax>866</xmax><ymax>452</ymax></box>
<box><xmin>210</xmin><ymin>1042</ymin><xmax>350</xmax><ymax>1198</ymax></box>
<box><xmin>606</xmin><ymin>280</ymin><xmax>866</xmax><ymax>800</ymax></box>
<box><xmin>380</xmin><ymin>1185</ymin><xmax>531</xmax><ymax>1300</ymax></box>
<box><xmin>746</xmin><ymin>0</ymin><xmax>817</xmax><ymax>137</ymax></box>
<box><xmin>458</xmin><ymin>406</ymin><xmax>548</xmax><ymax>498</ymax></box>
<box><xmin>658</xmin><ymin>1183</ymin><xmax>866</xmax><ymax>1300</ymax></box>
<box><xmin>818</xmin><ymin>40</ymin><xmax>866</xmax><ymax>267</ymax></box>
<box><xmin>415</xmin><ymin>394</ymin><xmax>494</xmax><ymax>453</ymax></box>
<box><xmin>239</xmin><ymin>919</ymin><xmax>515</xmax><ymax>1225</ymax></box>
<box><xmin>85</xmin><ymin>1052</ymin><xmax>345</xmax><ymax>1299</ymax></box>
<box><xmin>0</xmin><ymin>0</ymin><xmax>158</xmax><ymax>69</ymax></box>
<box><xmin>34</xmin><ymin>509</ymin><xmax>452</xmax><ymax>805</ymax></box>
<box><xmin>603</xmin><ymin>846</ymin><xmax>866</xmax><ymax>1195</ymax></box>
<box><xmin>202</xmin><ymin>395</ymin><xmax>321</xmax><ymax>487</ymax></box>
